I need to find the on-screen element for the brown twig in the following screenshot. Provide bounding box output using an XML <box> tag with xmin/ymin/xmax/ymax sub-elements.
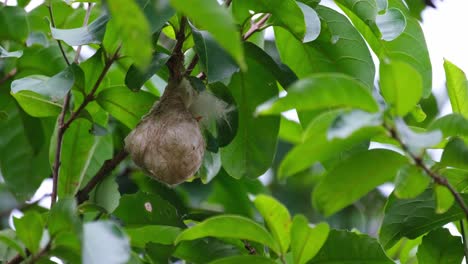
<box><xmin>243</xmin><ymin>14</ymin><xmax>271</xmax><ymax>40</ymax></box>
<box><xmin>243</xmin><ymin>240</ymin><xmax>257</xmax><ymax>255</ymax></box>
<box><xmin>73</xmin><ymin>3</ymin><xmax>93</xmax><ymax>63</ymax></box>
<box><xmin>387</xmin><ymin>126</ymin><xmax>468</xmax><ymax>219</ymax></box>
<box><xmin>0</xmin><ymin>68</ymin><xmax>17</xmax><ymax>86</ymax></box>
<box><xmin>76</xmin><ymin>149</ymin><xmax>129</xmax><ymax>203</ymax></box>
<box><xmin>47</xmin><ymin>1</ymin><xmax>70</xmax><ymax>66</ymax></box>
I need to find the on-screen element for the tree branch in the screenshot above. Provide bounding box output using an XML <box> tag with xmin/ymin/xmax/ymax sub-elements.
<box><xmin>387</xmin><ymin>126</ymin><xmax>468</xmax><ymax>219</ymax></box>
<box><xmin>76</xmin><ymin>149</ymin><xmax>128</xmax><ymax>204</ymax></box>
<box><xmin>47</xmin><ymin>1</ymin><xmax>70</xmax><ymax>66</ymax></box>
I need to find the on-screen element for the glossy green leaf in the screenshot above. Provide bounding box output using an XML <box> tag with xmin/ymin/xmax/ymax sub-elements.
<box><xmin>125</xmin><ymin>225</ymin><xmax>181</xmax><ymax>248</ymax></box>
<box><xmin>298</xmin><ymin>2</ymin><xmax>321</xmax><ymax>42</ymax></box>
<box><xmin>291</xmin><ymin>215</ymin><xmax>329</xmax><ymax>264</ymax></box>
<box><xmin>0</xmin><ymin>6</ymin><xmax>29</xmax><ymax>42</ymax></box>
<box><xmin>434</xmin><ymin>184</ymin><xmax>454</xmax><ymax>214</ymax></box>
<box><xmin>107</xmin><ymin>0</ymin><xmax>152</xmax><ymax>67</ymax></box>
<box><xmin>444</xmin><ymin>59</ymin><xmax>468</xmax><ymax>118</ymax></box>
<box><xmin>275</xmin><ymin>6</ymin><xmax>375</xmax><ymax>90</ymax></box>
<box><xmin>13</xmin><ymin>211</ymin><xmax>44</xmax><ymax>254</ymax></box>
<box><xmin>404</xmin><ymin>0</ymin><xmax>427</xmax><ymax>20</ymax></box>
<box><xmin>11</xmin><ymin>90</ymin><xmax>62</xmax><ymax>117</ymax></box>
<box><xmin>51</xmin><ymin>15</ymin><xmax>108</xmax><ymax>46</ymax></box>
<box><xmin>48</xmin><ymin>198</ymin><xmax>81</xmax><ymax>237</ymax></box>
<box><xmin>192</xmin><ymin>29</ymin><xmax>238</xmax><ymax>83</ymax></box>
<box><xmin>254</xmin><ymin>195</ymin><xmax>291</xmax><ymax>254</ymax></box>
<box><xmin>17</xmin><ymin>46</ymin><xmax>68</xmax><ymax>76</ymax></box>
<box><xmin>428</xmin><ymin>114</ymin><xmax>468</xmax><ymax>138</ymax></box>
<box><xmin>279</xmin><ymin>116</ymin><xmax>303</xmax><ymax>144</ymax></box>
<box><xmin>313</xmin><ymin>149</ymin><xmax>407</xmax><ymax>216</ymax></box>
<box><xmin>170</xmin><ymin>0</ymin><xmax>245</xmax><ymax>69</ymax></box>
<box><xmin>416</xmin><ymin>228</ymin><xmax>464</xmax><ymax>264</ymax></box>
<box><xmin>81</xmin><ymin>133</ymin><xmax>113</xmax><ymax>187</ymax></box>
<box><xmin>394</xmin><ymin>164</ymin><xmax>430</xmax><ymax>199</ymax></box>
<box><xmin>135</xmin><ymin>0</ymin><xmax>175</xmax><ymax>33</ymax></box>
<box><xmin>96</xmin><ymin>86</ymin><xmax>157</xmax><ymax>129</ymax></box>
<box><xmin>310</xmin><ymin>229</ymin><xmax>393</xmax><ymax>264</ymax></box>
<box><xmin>279</xmin><ymin>111</ymin><xmax>383</xmax><ymax>178</ymax></box>
<box><xmin>209</xmin><ymin>256</ymin><xmax>276</xmax><ymax>264</ymax></box>
<box><xmin>256</xmin><ymin>74</ymin><xmax>378</xmax><ymax>116</ymax></box>
<box><xmin>0</xmin><ymin>93</ymin><xmax>50</xmax><ymax>200</ymax></box>
<box><xmin>379</xmin><ymin>190</ymin><xmax>468</xmax><ymax>249</ymax></box>
<box><xmin>52</xmin><ymin>119</ymin><xmax>98</xmax><ymax>198</ymax></box>
<box><xmin>380</xmin><ymin>60</ymin><xmax>423</xmax><ymax>116</ymax></box>
<box><xmin>336</xmin><ymin>0</ymin><xmax>432</xmax><ymax>97</ymax></box>
<box><xmin>174</xmin><ymin>238</ymin><xmax>242</xmax><ymax>264</ymax></box>
<box><xmin>125</xmin><ymin>53</ymin><xmax>170</xmax><ymax>91</ymax></box>
<box><xmin>395</xmin><ymin>119</ymin><xmax>442</xmax><ymax>155</ymax></box>
<box><xmin>0</xmin><ymin>46</ymin><xmax>22</xmax><ymax>58</ymax></box>
<box><xmin>220</xmin><ymin>50</ymin><xmax>280</xmax><ymax>179</ymax></box>
<box><xmin>327</xmin><ymin>110</ymin><xmax>382</xmax><ymax>140</ymax></box>
<box><xmin>198</xmin><ymin>151</ymin><xmax>222</xmax><ymax>184</ymax></box>
<box><xmin>175</xmin><ymin>215</ymin><xmax>280</xmax><ymax>254</ymax></box>
<box><xmin>90</xmin><ymin>175</ymin><xmax>120</xmax><ymax>213</ymax></box>
<box><xmin>114</xmin><ymin>191</ymin><xmax>184</xmax><ymax>227</ymax></box>
<box><xmin>376</xmin><ymin>8</ymin><xmax>407</xmax><ymax>41</ymax></box>
<box><xmin>83</xmin><ymin>221</ymin><xmax>130</xmax><ymax>264</ymax></box>
<box><xmin>441</xmin><ymin>137</ymin><xmax>468</xmax><ymax>170</ymax></box>
<box><xmin>233</xmin><ymin>0</ymin><xmax>305</xmax><ymax>40</ymax></box>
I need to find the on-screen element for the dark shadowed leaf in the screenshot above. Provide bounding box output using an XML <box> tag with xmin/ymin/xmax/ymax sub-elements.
<box><xmin>441</xmin><ymin>137</ymin><xmax>468</xmax><ymax>171</ymax></box>
<box><xmin>416</xmin><ymin>228</ymin><xmax>464</xmax><ymax>264</ymax></box>
<box><xmin>310</xmin><ymin>229</ymin><xmax>393</xmax><ymax>264</ymax></box>
<box><xmin>209</xmin><ymin>256</ymin><xmax>276</xmax><ymax>264</ymax></box>
<box><xmin>125</xmin><ymin>53</ymin><xmax>170</xmax><ymax>91</ymax></box>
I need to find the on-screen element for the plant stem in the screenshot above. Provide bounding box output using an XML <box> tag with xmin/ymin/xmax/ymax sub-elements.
<box><xmin>73</xmin><ymin>3</ymin><xmax>93</xmax><ymax>63</ymax></box>
<box><xmin>387</xmin><ymin>126</ymin><xmax>468</xmax><ymax>219</ymax></box>
<box><xmin>460</xmin><ymin>220</ymin><xmax>468</xmax><ymax>261</ymax></box>
<box><xmin>47</xmin><ymin>1</ymin><xmax>70</xmax><ymax>66</ymax></box>
<box><xmin>243</xmin><ymin>14</ymin><xmax>271</xmax><ymax>40</ymax></box>
<box><xmin>76</xmin><ymin>149</ymin><xmax>128</xmax><ymax>203</ymax></box>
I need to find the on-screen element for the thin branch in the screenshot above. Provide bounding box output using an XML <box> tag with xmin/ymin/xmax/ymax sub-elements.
<box><xmin>76</xmin><ymin>149</ymin><xmax>128</xmax><ymax>204</ymax></box>
<box><xmin>387</xmin><ymin>126</ymin><xmax>468</xmax><ymax>219</ymax></box>
<box><xmin>73</xmin><ymin>3</ymin><xmax>93</xmax><ymax>63</ymax></box>
<box><xmin>243</xmin><ymin>13</ymin><xmax>271</xmax><ymax>40</ymax></box>
<box><xmin>6</xmin><ymin>253</ymin><xmax>23</xmax><ymax>264</ymax></box>
<box><xmin>47</xmin><ymin>1</ymin><xmax>70</xmax><ymax>66</ymax></box>
<box><xmin>167</xmin><ymin>16</ymin><xmax>187</xmax><ymax>81</ymax></box>
<box><xmin>460</xmin><ymin>220</ymin><xmax>468</xmax><ymax>261</ymax></box>
<box><xmin>62</xmin><ymin>47</ymin><xmax>120</xmax><ymax>131</ymax></box>
<box><xmin>242</xmin><ymin>240</ymin><xmax>257</xmax><ymax>255</ymax></box>
<box><xmin>185</xmin><ymin>54</ymin><xmax>199</xmax><ymax>76</ymax></box>
<box><xmin>0</xmin><ymin>68</ymin><xmax>17</xmax><ymax>86</ymax></box>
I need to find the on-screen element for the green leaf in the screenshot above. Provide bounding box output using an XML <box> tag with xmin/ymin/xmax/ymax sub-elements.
<box><xmin>428</xmin><ymin>114</ymin><xmax>468</xmax><ymax>138</ymax></box>
<box><xmin>209</xmin><ymin>256</ymin><xmax>276</xmax><ymax>264</ymax></box>
<box><xmin>125</xmin><ymin>225</ymin><xmax>181</xmax><ymax>248</ymax></box>
<box><xmin>310</xmin><ymin>229</ymin><xmax>393</xmax><ymax>264</ymax></box>
<box><xmin>114</xmin><ymin>191</ymin><xmax>184</xmax><ymax>227</ymax></box>
<box><xmin>96</xmin><ymin>86</ymin><xmax>157</xmax><ymax>129</ymax></box>
<box><xmin>175</xmin><ymin>215</ymin><xmax>280</xmax><ymax>254</ymax></box>
<box><xmin>198</xmin><ymin>151</ymin><xmax>222</xmax><ymax>184</ymax></box>
<box><xmin>379</xmin><ymin>190</ymin><xmax>468</xmax><ymax>249</ymax></box>
<box><xmin>50</xmin><ymin>15</ymin><xmax>108</xmax><ymax>46</ymax></box>
<box><xmin>125</xmin><ymin>53</ymin><xmax>170</xmax><ymax>91</ymax></box>
<box><xmin>327</xmin><ymin>110</ymin><xmax>382</xmax><ymax>140</ymax></box>
<box><xmin>174</xmin><ymin>238</ymin><xmax>242</xmax><ymax>264</ymax></box>
<box><xmin>0</xmin><ymin>6</ymin><xmax>29</xmax><ymax>42</ymax></box>
<box><xmin>337</xmin><ymin>0</ymin><xmax>432</xmax><ymax>97</ymax></box>
<box><xmin>0</xmin><ymin>93</ymin><xmax>50</xmax><ymax>200</ymax></box>
<box><xmin>220</xmin><ymin>50</ymin><xmax>280</xmax><ymax>179</ymax></box>
<box><xmin>416</xmin><ymin>228</ymin><xmax>464</xmax><ymax>264</ymax></box>
<box><xmin>48</xmin><ymin>198</ymin><xmax>81</xmax><ymax>237</ymax></box>
<box><xmin>107</xmin><ymin>0</ymin><xmax>152</xmax><ymax>67</ymax></box>
<box><xmin>441</xmin><ymin>137</ymin><xmax>468</xmax><ymax>170</ymax></box>
<box><xmin>313</xmin><ymin>149</ymin><xmax>407</xmax><ymax>216</ymax></box>
<box><xmin>233</xmin><ymin>0</ymin><xmax>305</xmax><ymax>40</ymax></box>
<box><xmin>13</xmin><ymin>211</ymin><xmax>44</xmax><ymax>254</ymax></box>
<box><xmin>0</xmin><ymin>46</ymin><xmax>22</xmax><ymax>58</ymax></box>
<box><xmin>275</xmin><ymin>6</ymin><xmax>375</xmax><ymax>90</ymax></box>
<box><xmin>380</xmin><ymin>59</ymin><xmax>423</xmax><ymax>116</ymax></box>
<box><xmin>291</xmin><ymin>215</ymin><xmax>329</xmax><ymax>264</ymax></box>
<box><xmin>0</xmin><ymin>229</ymin><xmax>26</xmax><ymax>258</ymax></box>
<box><xmin>444</xmin><ymin>59</ymin><xmax>468</xmax><ymax>118</ymax></box>
<box><xmin>17</xmin><ymin>46</ymin><xmax>68</xmax><ymax>76</ymax></box>
<box><xmin>11</xmin><ymin>90</ymin><xmax>62</xmax><ymax>117</ymax></box>
<box><xmin>395</xmin><ymin>119</ymin><xmax>442</xmax><ymax>156</ymax></box>
<box><xmin>434</xmin><ymin>184</ymin><xmax>454</xmax><ymax>214</ymax></box>
<box><xmin>394</xmin><ymin>164</ymin><xmax>430</xmax><ymax>199</ymax></box>
<box><xmin>298</xmin><ymin>2</ymin><xmax>321</xmax><ymax>42</ymax></box>
<box><xmin>256</xmin><ymin>73</ymin><xmax>378</xmax><ymax>116</ymax></box>
<box><xmin>192</xmin><ymin>28</ymin><xmax>238</xmax><ymax>83</ymax></box>
<box><xmin>90</xmin><ymin>175</ymin><xmax>120</xmax><ymax>213</ymax></box>
<box><xmin>82</xmin><ymin>221</ymin><xmax>130</xmax><ymax>264</ymax></box>
<box><xmin>170</xmin><ymin>0</ymin><xmax>245</xmax><ymax>69</ymax></box>
<box><xmin>279</xmin><ymin>116</ymin><xmax>303</xmax><ymax>144</ymax></box>
<box><xmin>279</xmin><ymin>110</ymin><xmax>383</xmax><ymax>179</ymax></box>
<box><xmin>254</xmin><ymin>195</ymin><xmax>291</xmax><ymax>254</ymax></box>
<box><xmin>52</xmin><ymin>119</ymin><xmax>98</xmax><ymax>198</ymax></box>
